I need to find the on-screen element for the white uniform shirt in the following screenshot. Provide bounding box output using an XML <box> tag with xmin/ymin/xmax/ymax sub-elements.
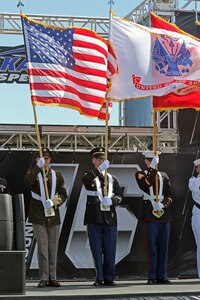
<box><xmin>189</xmin><ymin>175</ymin><xmax>200</xmax><ymax>215</ymax></box>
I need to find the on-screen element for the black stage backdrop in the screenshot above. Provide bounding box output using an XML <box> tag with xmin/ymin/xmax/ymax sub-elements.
<box><xmin>0</xmin><ymin>149</ymin><xmax>198</xmax><ymax>280</ymax></box>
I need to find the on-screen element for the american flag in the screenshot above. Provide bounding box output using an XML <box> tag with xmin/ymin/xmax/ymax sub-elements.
<box><xmin>21</xmin><ymin>14</ymin><xmax>117</xmax><ymax>120</ymax></box>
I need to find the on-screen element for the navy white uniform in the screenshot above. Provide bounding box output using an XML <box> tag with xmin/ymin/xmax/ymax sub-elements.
<box><xmin>188</xmin><ymin>158</ymin><xmax>200</xmax><ymax>278</ymax></box>
<box><xmin>82</xmin><ymin>147</ymin><xmax>122</xmax><ymax>286</ymax></box>
<box><xmin>135</xmin><ymin>152</ymin><xmax>173</xmax><ymax>284</ymax></box>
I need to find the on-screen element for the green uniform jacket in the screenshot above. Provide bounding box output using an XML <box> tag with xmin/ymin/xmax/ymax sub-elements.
<box><xmin>25</xmin><ymin>165</ymin><xmax>67</xmax><ymax>226</ymax></box>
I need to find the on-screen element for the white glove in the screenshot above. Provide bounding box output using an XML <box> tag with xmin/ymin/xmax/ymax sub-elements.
<box><xmin>150</xmin><ymin>156</ymin><xmax>159</xmax><ymax>169</ymax></box>
<box><xmin>152</xmin><ymin>201</ymin><xmax>164</xmax><ymax>211</ymax></box>
<box><xmin>102</xmin><ymin>196</ymin><xmax>112</xmax><ymax>206</ymax></box>
<box><xmin>98</xmin><ymin>160</ymin><xmax>110</xmax><ymax>172</ymax></box>
<box><xmin>45</xmin><ymin>199</ymin><xmax>54</xmax><ymax>208</ymax></box>
<box><xmin>37</xmin><ymin>157</ymin><xmax>45</xmax><ymax>168</ymax></box>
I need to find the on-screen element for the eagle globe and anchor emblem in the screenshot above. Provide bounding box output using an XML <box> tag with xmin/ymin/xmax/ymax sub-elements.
<box><xmin>152</xmin><ymin>35</ymin><xmax>193</xmax><ymax>77</ymax></box>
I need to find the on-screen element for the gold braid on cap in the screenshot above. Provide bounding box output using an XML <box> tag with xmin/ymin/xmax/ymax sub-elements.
<box><xmin>92</xmin><ymin>151</ymin><xmax>105</xmax><ymax>157</ymax></box>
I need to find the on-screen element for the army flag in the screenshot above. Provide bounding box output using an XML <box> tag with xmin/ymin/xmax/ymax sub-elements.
<box><xmin>21</xmin><ymin>14</ymin><xmax>117</xmax><ymax>120</ymax></box>
<box><xmin>150</xmin><ymin>12</ymin><xmax>200</xmax><ymax>111</ymax></box>
<box><xmin>107</xmin><ymin>14</ymin><xmax>200</xmax><ymax>101</ymax></box>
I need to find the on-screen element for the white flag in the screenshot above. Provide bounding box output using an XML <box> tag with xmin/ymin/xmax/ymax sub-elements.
<box><xmin>107</xmin><ymin>14</ymin><xmax>200</xmax><ymax>101</ymax></box>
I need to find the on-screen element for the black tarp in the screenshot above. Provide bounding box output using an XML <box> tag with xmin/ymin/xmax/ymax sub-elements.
<box><xmin>0</xmin><ymin>150</ymin><xmax>198</xmax><ymax>280</ymax></box>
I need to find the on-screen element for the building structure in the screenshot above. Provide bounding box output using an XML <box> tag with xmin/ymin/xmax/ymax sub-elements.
<box><xmin>3</xmin><ymin>0</ymin><xmax>199</xmax><ymax>153</ymax></box>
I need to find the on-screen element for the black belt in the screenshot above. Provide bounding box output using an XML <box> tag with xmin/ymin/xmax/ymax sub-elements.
<box><xmin>193</xmin><ymin>200</ymin><xmax>200</xmax><ymax>209</ymax></box>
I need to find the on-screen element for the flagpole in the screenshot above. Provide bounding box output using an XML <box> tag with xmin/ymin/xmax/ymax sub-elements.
<box><xmin>153</xmin><ymin>110</ymin><xmax>159</xmax><ymax>201</ymax></box>
<box><xmin>150</xmin><ymin>13</ymin><xmax>160</xmax><ymax>214</ymax></box>
<box><xmin>153</xmin><ymin>109</ymin><xmax>165</xmax><ymax>218</ymax></box>
<box><xmin>104</xmin><ymin>0</ymin><xmax>114</xmax><ymax>196</ymax></box>
<box><xmin>20</xmin><ymin>10</ymin><xmax>51</xmax><ymax>207</ymax></box>
<box><xmin>32</xmin><ymin>105</ymin><xmax>50</xmax><ymax>201</ymax></box>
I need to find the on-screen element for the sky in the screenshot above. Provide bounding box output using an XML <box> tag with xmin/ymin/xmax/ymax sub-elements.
<box><xmin>0</xmin><ymin>0</ymin><xmax>142</xmax><ymax>126</ymax></box>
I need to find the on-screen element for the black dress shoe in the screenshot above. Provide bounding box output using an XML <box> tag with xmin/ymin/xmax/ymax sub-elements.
<box><xmin>104</xmin><ymin>280</ymin><xmax>117</xmax><ymax>286</ymax></box>
<box><xmin>49</xmin><ymin>280</ymin><xmax>61</xmax><ymax>287</ymax></box>
<box><xmin>147</xmin><ymin>279</ymin><xmax>156</xmax><ymax>285</ymax></box>
<box><xmin>93</xmin><ymin>280</ymin><xmax>103</xmax><ymax>286</ymax></box>
<box><xmin>38</xmin><ymin>280</ymin><xmax>48</xmax><ymax>288</ymax></box>
<box><xmin>156</xmin><ymin>279</ymin><xmax>172</xmax><ymax>284</ymax></box>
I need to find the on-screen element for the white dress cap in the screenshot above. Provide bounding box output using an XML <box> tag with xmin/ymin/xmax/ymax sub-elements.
<box><xmin>142</xmin><ymin>151</ymin><xmax>161</xmax><ymax>158</ymax></box>
<box><xmin>193</xmin><ymin>159</ymin><xmax>200</xmax><ymax>166</ymax></box>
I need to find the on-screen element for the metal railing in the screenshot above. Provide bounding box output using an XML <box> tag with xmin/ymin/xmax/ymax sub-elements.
<box><xmin>0</xmin><ymin>13</ymin><xmax>109</xmax><ymax>38</ymax></box>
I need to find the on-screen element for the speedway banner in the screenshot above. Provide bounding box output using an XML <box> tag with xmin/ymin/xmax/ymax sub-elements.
<box><xmin>0</xmin><ymin>45</ymin><xmax>28</xmax><ymax>84</ymax></box>
<box><xmin>107</xmin><ymin>14</ymin><xmax>200</xmax><ymax>101</ymax></box>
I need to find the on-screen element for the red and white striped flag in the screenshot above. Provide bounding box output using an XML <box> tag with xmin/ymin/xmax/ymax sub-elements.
<box><xmin>21</xmin><ymin>14</ymin><xmax>117</xmax><ymax>120</ymax></box>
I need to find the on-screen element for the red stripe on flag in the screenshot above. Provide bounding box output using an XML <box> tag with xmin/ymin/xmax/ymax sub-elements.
<box><xmin>30</xmin><ymin>82</ymin><xmax>103</xmax><ymax>104</ymax></box>
<box><xmin>32</xmin><ymin>96</ymin><xmax>101</xmax><ymax>117</ymax></box>
<box><xmin>73</xmin><ymin>40</ymin><xmax>108</xmax><ymax>59</ymax></box>
<box><xmin>74</xmin><ymin>52</ymin><xmax>105</xmax><ymax>64</ymax></box>
<box><xmin>74</xmin><ymin>65</ymin><xmax>106</xmax><ymax>78</ymax></box>
<box><xmin>28</xmin><ymin>68</ymin><xmax>107</xmax><ymax>92</ymax></box>
<box><xmin>74</xmin><ymin>27</ymin><xmax>104</xmax><ymax>39</ymax></box>
<box><xmin>107</xmin><ymin>41</ymin><xmax>118</xmax><ymax>78</ymax></box>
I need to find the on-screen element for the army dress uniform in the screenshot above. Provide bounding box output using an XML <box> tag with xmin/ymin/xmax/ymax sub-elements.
<box><xmin>25</xmin><ymin>148</ymin><xmax>67</xmax><ymax>287</ymax></box>
<box><xmin>82</xmin><ymin>147</ymin><xmax>122</xmax><ymax>286</ymax></box>
<box><xmin>135</xmin><ymin>151</ymin><xmax>173</xmax><ymax>284</ymax></box>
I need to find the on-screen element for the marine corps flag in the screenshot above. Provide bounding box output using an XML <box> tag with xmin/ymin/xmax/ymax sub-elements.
<box><xmin>107</xmin><ymin>14</ymin><xmax>200</xmax><ymax>101</ymax></box>
<box><xmin>196</xmin><ymin>20</ymin><xmax>200</xmax><ymax>38</ymax></box>
<box><xmin>150</xmin><ymin>12</ymin><xmax>200</xmax><ymax>42</ymax></box>
<box><xmin>150</xmin><ymin>12</ymin><xmax>200</xmax><ymax>111</ymax></box>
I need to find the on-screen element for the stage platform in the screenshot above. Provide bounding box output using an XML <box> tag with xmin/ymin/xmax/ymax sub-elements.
<box><xmin>1</xmin><ymin>279</ymin><xmax>200</xmax><ymax>300</ymax></box>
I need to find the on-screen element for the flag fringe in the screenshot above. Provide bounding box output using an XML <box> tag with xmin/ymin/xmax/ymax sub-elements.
<box><xmin>32</xmin><ymin>102</ymin><xmax>107</xmax><ymax>120</ymax></box>
<box><xmin>21</xmin><ymin>13</ymin><xmax>108</xmax><ymax>44</ymax></box>
<box><xmin>153</xmin><ymin>107</ymin><xmax>200</xmax><ymax>111</ymax></box>
<box><xmin>150</xmin><ymin>12</ymin><xmax>200</xmax><ymax>42</ymax></box>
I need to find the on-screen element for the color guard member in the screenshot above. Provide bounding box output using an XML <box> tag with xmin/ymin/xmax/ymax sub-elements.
<box><xmin>135</xmin><ymin>151</ymin><xmax>173</xmax><ymax>284</ymax></box>
<box><xmin>25</xmin><ymin>147</ymin><xmax>67</xmax><ymax>288</ymax></box>
<box><xmin>189</xmin><ymin>158</ymin><xmax>200</xmax><ymax>278</ymax></box>
<box><xmin>82</xmin><ymin>147</ymin><xmax>122</xmax><ymax>286</ymax></box>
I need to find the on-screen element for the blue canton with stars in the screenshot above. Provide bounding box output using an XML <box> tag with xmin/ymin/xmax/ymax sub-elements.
<box><xmin>23</xmin><ymin>16</ymin><xmax>75</xmax><ymax>69</ymax></box>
